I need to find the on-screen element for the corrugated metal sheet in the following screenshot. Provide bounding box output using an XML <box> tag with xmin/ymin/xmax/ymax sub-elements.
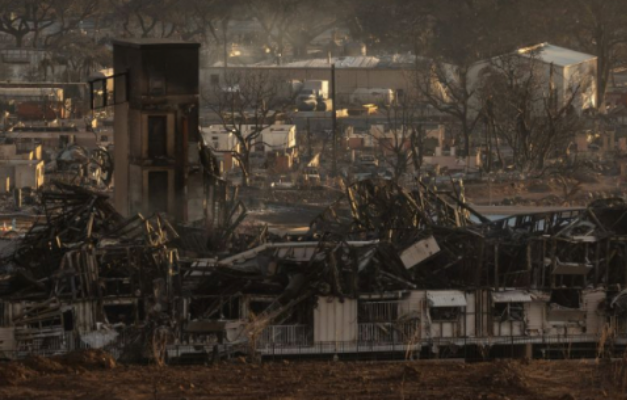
<box><xmin>491</xmin><ymin>290</ymin><xmax>532</xmax><ymax>303</ymax></box>
<box><xmin>426</xmin><ymin>291</ymin><xmax>467</xmax><ymax>307</ymax></box>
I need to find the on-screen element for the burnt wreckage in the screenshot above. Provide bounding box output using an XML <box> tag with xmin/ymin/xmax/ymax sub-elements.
<box><xmin>2</xmin><ymin>178</ymin><xmax>627</xmax><ymax>361</ymax></box>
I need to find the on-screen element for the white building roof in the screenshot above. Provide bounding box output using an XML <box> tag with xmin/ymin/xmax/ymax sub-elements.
<box><xmin>517</xmin><ymin>43</ymin><xmax>596</xmax><ymax>67</ymax></box>
<box><xmin>213</xmin><ymin>54</ymin><xmax>421</xmax><ymax>69</ymax></box>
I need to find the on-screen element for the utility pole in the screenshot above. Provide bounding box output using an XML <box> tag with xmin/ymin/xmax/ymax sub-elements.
<box><xmin>306</xmin><ymin>117</ymin><xmax>312</xmax><ymax>158</ymax></box>
<box><xmin>331</xmin><ymin>64</ymin><xmax>337</xmax><ymax>177</ymax></box>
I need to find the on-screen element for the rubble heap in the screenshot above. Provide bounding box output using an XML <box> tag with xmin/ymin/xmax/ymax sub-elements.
<box><xmin>0</xmin><ymin>182</ymin><xmax>181</xmax><ymax>362</ymax></box>
<box><xmin>2</xmin><ymin>178</ymin><xmax>627</xmax><ymax>362</ymax></box>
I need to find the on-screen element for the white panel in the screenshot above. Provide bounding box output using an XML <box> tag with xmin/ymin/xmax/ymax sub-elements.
<box><xmin>431</xmin><ymin>324</ymin><xmax>441</xmax><ymax>338</ymax></box>
<box><xmin>493</xmin><ymin>321</ymin><xmax>524</xmax><ymax>337</ymax></box>
<box><xmin>494</xmin><ymin>322</ymin><xmax>507</xmax><ymax>336</ymax></box>
<box><xmin>402</xmin><ymin>291</ymin><xmax>425</xmax><ymax>315</ymax></box>
<box><xmin>512</xmin><ymin>321</ymin><xmax>524</xmax><ymax>336</ymax></box>
<box><xmin>583</xmin><ymin>289</ymin><xmax>606</xmax><ymax>335</ymax></box>
<box><xmin>525</xmin><ymin>302</ymin><xmax>544</xmax><ymax>336</ymax></box>
<box><xmin>441</xmin><ymin>323</ymin><xmax>454</xmax><ymax>338</ymax></box>
<box><xmin>492</xmin><ymin>290</ymin><xmax>533</xmax><ymax>303</ymax></box>
<box><xmin>399</xmin><ymin>236</ymin><xmax>440</xmax><ymax>269</ymax></box>
<box><xmin>427</xmin><ymin>291</ymin><xmax>467</xmax><ymax>307</ymax></box>
<box><xmin>314</xmin><ymin>297</ymin><xmax>357</xmax><ymax>343</ymax></box>
<box><xmin>465</xmin><ymin>292</ymin><xmax>475</xmax><ymax>337</ymax></box>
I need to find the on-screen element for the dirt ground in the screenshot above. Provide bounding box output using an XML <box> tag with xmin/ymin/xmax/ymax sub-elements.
<box><xmin>0</xmin><ymin>352</ymin><xmax>626</xmax><ymax>400</ymax></box>
<box><xmin>465</xmin><ymin>176</ymin><xmax>624</xmax><ymax>207</ymax></box>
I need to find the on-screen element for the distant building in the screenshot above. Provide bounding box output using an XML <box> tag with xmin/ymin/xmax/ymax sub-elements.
<box><xmin>468</xmin><ymin>43</ymin><xmax>598</xmax><ymax>113</ymax></box>
<box><xmin>201</xmin><ymin>124</ymin><xmax>298</xmax><ymax>173</ymax></box>
<box><xmin>344</xmin><ymin>124</ymin><xmax>445</xmax><ymax>155</ymax></box>
<box><xmin>0</xmin><ymin>82</ymin><xmax>90</xmax><ymax>119</ymax></box>
<box><xmin>0</xmin><ymin>143</ymin><xmax>44</xmax><ymax>193</ymax></box>
<box><xmin>203</xmin><ymin>54</ymin><xmax>420</xmax><ymax>102</ymax></box>
<box><xmin>3</xmin><ymin>127</ymin><xmax>112</xmax><ymax>159</ymax></box>
<box><xmin>0</xmin><ymin>49</ymin><xmax>59</xmax><ymax>81</ymax></box>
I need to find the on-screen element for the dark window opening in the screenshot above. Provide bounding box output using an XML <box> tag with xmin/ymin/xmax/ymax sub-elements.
<box><xmin>220</xmin><ymin>297</ymin><xmax>240</xmax><ymax>319</ymax></box>
<box><xmin>104</xmin><ymin>304</ymin><xmax>136</xmax><ymax>325</ymax></box>
<box><xmin>493</xmin><ymin>302</ymin><xmax>524</xmax><ymax>322</ymax></box>
<box><xmin>550</xmin><ymin>289</ymin><xmax>581</xmax><ymax>309</ymax></box>
<box><xmin>249</xmin><ymin>300</ymin><xmax>271</xmax><ymax>317</ymax></box>
<box><xmin>210</xmin><ymin>74</ymin><xmax>220</xmax><ymax>86</ymax></box>
<box><xmin>62</xmin><ymin>310</ymin><xmax>74</xmax><ymax>331</ymax></box>
<box><xmin>103</xmin><ymin>278</ymin><xmax>133</xmax><ymax>296</ymax></box>
<box><xmin>59</xmin><ymin>135</ymin><xmax>71</xmax><ymax>148</ymax></box>
<box><xmin>148</xmin><ymin>171</ymin><xmax>168</xmax><ymax>213</ymax></box>
<box><xmin>148</xmin><ymin>116</ymin><xmax>168</xmax><ymax>158</ymax></box>
<box><xmin>149</xmin><ymin>70</ymin><xmax>166</xmax><ymax>95</ymax></box>
<box><xmin>137</xmin><ymin>299</ymin><xmax>145</xmax><ymax>321</ymax></box>
<box><xmin>219</xmin><ymin>297</ymin><xmax>240</xmax><ymax>319</ymax></box>
<box><xmin>429</xmin><ymin>307</ymin><xmax>461</xmax><ymax>321</ymax></box>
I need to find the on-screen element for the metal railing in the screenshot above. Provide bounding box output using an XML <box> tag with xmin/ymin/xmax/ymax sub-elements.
<box><xmin>257</xmin><ymin>325</ymin><xmax>312</xmax><ymax>347</ymax></box>
<box><xmin>358</xmin><ymin>322</ymin><xmax>419</xmax><ymax>343</ymax></box>
<box><xmin>5</xmin><ymin>326</ymin><xmax>627</xmax><ymax>362</ymax></box>
<box><xmin>6</xmin><ymin>331</ymin><xmax>123</xmax><ymax>360</ymax></box>
<box><xmin>255</xmin><ymin>334</ymin><xmax>627</xmax><ymax>361</ymax></box>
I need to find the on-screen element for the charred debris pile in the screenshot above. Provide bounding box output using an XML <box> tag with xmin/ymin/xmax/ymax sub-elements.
<box><xmin>2</xmin><ymin>179</ymin><xmax>627</xmax><ymax>362</ymax></box>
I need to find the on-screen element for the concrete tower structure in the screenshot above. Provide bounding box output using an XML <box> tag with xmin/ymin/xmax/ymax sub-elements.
<box><xmin>113</xmin><ymin>38</ymin><xmax>203</xmax><ymax>222</ymax></box>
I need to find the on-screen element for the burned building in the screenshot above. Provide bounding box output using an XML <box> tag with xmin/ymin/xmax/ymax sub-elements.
<box><xmin>2</xmin><ymin>39</ymin><xmax>627</xmax><ymax>364</ymax></box>
<box><xmin>113</xmin><ymin>39</ymin><xmax>203</xmax><ymax>222</ymax></box>
<box><xmin>1</xmin><ymin>178</ymin><xmax>627</xmax><ymax>362</ymax></box>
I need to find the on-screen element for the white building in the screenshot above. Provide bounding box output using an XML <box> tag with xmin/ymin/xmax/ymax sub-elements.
<box><xmin>259</xmin><ymin>124</ymin><xmax>297</xmax><ymax>153</ymax></box>
<box><xmin>202</xmin><ymin>125</ymin><xmax>238</xmax><ymax>153</ymax></box>
<box><xmin>467</xmin><ymin>43</ymin><xmax>597</xmax><ymax>114</ymax></box>
<box><xmin>519</xmin><ymin>43</ymin><xmax>596</xmax><ymax>110</ymax></box>
<box><xmin>201</xmin><ymin>124</ymin><xmax>298</xmax><ymax>172</ymax></box>
<box><xmin>0</xmin><ymin>143</ymin><xmax>44</xmax><ymax>193</ymax></box>
<box><xmin>202</xmin><ymin>124</ymin><xmax>296</xmax><ymax>153</ymax></box>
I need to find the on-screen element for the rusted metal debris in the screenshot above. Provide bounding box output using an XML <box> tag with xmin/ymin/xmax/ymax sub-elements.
<box><xmin>0</xmin><ymin>181</ymin><xmax>180</xmax><ymax>362</ymax></box>
<box><xmin>179</xmin><ymin>179</ymin><xmax>627</xmax><ymax>357</ymax></box>
<box><xmin>3</xmin><ymin>178</ymin><xmax>627</xmax><ymax>362</ymax></box>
